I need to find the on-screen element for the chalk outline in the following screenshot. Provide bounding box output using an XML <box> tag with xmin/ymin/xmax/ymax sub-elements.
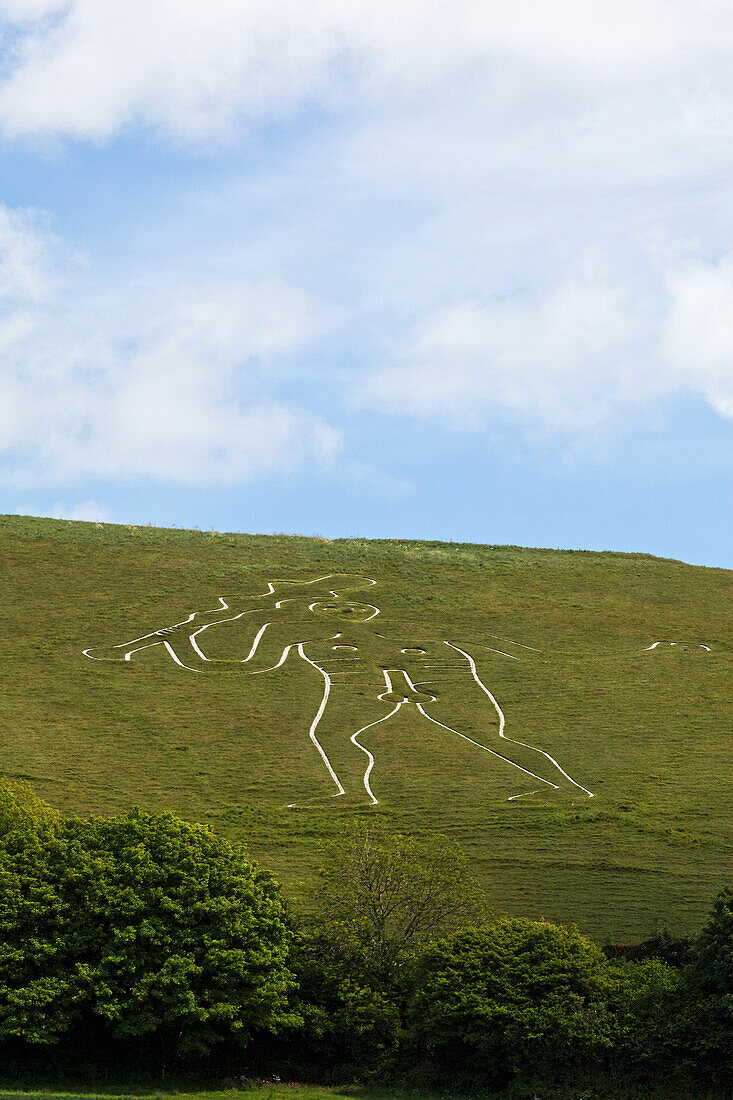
<box><xmin>82</xmin><ymin>574</ymin><xmax>593</xmax><ymax>806</ymax></box>
<box><xmin>443</xmin><ymin>642</ymin><xmax>594</xmax><ymax>799</ymax></box>
<box><xmin>82</xmin><ymin>573</ymin><xmax>377</xmax><ymax>665</ymax></box>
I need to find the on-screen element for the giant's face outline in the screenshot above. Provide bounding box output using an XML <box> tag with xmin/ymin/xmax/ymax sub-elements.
<box><xmin>309</xmin><ymin>598</ymin><xmax>380</xmax><ymax>622</ymax></box>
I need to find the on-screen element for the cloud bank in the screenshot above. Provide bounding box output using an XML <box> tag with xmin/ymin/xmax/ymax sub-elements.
<box><xmin>0</xmin><ymin>206</ymin><xmax>340</xmax><ymax>487</ymax></box>
<box><xmin>0</xmin><ymin>1</ymin><xmax>730</xmax><ymax>496</ymax></box>
<box><xmin>0</xmin><ymin>1</ymin><xmax>732</xmax><ymax>142</ymax></box>
<box><xmin>358</xmin><ymin>261</ymin><xmax>733</xmax><ymax>434</ymax></box>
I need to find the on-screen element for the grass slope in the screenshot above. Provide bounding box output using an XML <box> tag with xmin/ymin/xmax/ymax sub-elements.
<box><xmin>1</xmin><ymin>514</ymin><xmax>731</xmax><ymax>941</ymax></box>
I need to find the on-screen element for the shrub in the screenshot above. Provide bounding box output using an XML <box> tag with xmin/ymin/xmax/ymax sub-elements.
<box><xmin>605</xmin><ymin>957</ymin><xmax>679</xmax><ymax>1077</ymax></box>
<box><xmin>673</xmin><ymin>886</ymin><xmax>733</xmax><ymax>1081</ymax></box>
<box><xmin>283</xmin><ymin>932</ymin><xmax>401</xmax><ymax>1082</ymax></box>
<box><xmin>0</xmin><ymin>782</ymin><xmax>297</xmax><ymax>1060</ymax></box>
<box><xmin>406</xmin><ymin>917</ymin><xmax>614</xmax><ymax>1089</ymax></box>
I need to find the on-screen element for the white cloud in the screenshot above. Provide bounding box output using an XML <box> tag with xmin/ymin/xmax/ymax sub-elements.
<box><xmin>0</xmin><ymin>0</ymin><xmax>64</xmax><ymax>18</ymax></box>
<box><xmin>0</xmin><ymin>204</ymin><xmax>59</xmax><ymax>301</ymax></box>
<box><xmin>359</xmin><ymin>271</ymin><xmax>647</xmax><ymax>431</ymax></box>
<box><xmin>0</xmin><ymin>1</ymin><xmax>732</xmax><ymax>142</ymax></box>
<box><xmin>662</xmin><ymin>258</ymin><xmax>733</xmax><ymax>419</ymax></box>
<box><xmin>0</xmin><ymin>205</ymin><xmax>341</xmax><ymax>487</ymax></box>
<box><xmin>358</xmin><ymin>258</ymin><xmax>733</xmax><ymax>435</ymax></box>
<box><xmin>56</xmin><ymin>500</ymin><xmax>111</xmax><ymax>522</ymax></box>
<box><xmin>0</xmin><ymin>6</ymin><xmax>731</xmax><ymax>468</ymax></box>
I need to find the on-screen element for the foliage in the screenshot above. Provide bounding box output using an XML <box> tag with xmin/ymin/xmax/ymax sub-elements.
<box><xmin>602</xmin><ymin>929</ymin><xmax>693</xmax><ymax>968</ymax></box>
<box><xmin>0</xmin><ymin>783</ymin><xmax>297</xmax><ymax>1056</ymax></box>
<box><xmin>312</xmin><ymin>819</ymin><xmax>486</xmax><ymax>982</ymax></box>
<box><xmin>283</xmin><ymin>933</ymin><xmax>402</xmax><ymax>1081</ymax></box>
<box><xmin>689</xmin><ymin>885</ymin><xmax>733</xmax><ymax>995</ymax></box>
<box><xmin>406</xmin><ymin>918</ymin><xmax>615</xmax><ymax>1089</ymax></box>
<box><xmin>673</xmin><ymin>886</ymin><xmax>733</xmax><ymax>1080</ymax></box>
<box><xmin>603</xmin><ymin>958</ymin><xmax>680</xmax><ymax>1075</ymax></box>
<box><xmin>0</xmin><ymin>1088</ymin><xmax>727</xmax><ymax>1100</ymax></box>
<box><xmin>0</xmin><ymin>775</ymin><xmax>728</xmax><ymax>1091</ymax></box>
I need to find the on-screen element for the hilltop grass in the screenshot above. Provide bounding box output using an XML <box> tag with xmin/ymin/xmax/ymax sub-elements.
<box><xmin>1</xmin><ymin>513</ymin><xmax>731</xmax><ymax>941</ymax></box>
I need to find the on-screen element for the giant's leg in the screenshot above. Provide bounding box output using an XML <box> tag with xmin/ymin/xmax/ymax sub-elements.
<box><xmin>288</xmin><ymin>649</ymin><xmax>398</xmax><ymax>807</ymax></box>
<box><xmin>413</xmin><ymin>643</ymin><xmax>593</xmax><ymax>800</ymax></box>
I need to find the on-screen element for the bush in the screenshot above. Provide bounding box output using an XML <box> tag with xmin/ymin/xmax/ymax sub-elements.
<box><xmin>283</xmin><ymin>933</ymin><xmax>401</xmax><ymax>1082</ymax></box>
<box><xmin>604</xmin><ymin>957</ymin><xmax>679</xmax><ymax>1077</ymax></box>
<box><xmin>406</xmin><ymin>917</ymin><xmax>614</xmax><ymax>1089</ymax></box>
<box><xmin>673</xmin><ymin>886</ymin><xmax>733</xmax><ymax>1081</ymax></box>
<box><xmin>0</xmin><ymin>782</ymin><xmax>297</xmax><ymax>1061</ymax></box>
<box><xmin>603</xmin><ymin>930</ymin><xmax>693</xmax><ymax>968</ymax></box>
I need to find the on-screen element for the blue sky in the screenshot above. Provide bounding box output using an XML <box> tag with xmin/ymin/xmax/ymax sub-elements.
<box><xmin>0</xmin><ymin>1</ymin><xmax>731</xmax><ymax>567</ymax></box>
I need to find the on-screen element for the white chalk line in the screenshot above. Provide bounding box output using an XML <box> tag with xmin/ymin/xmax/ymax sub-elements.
<box><xmin>283</xmin><ymin>641</ymin><xmax>590</xmax><ymax>806</ymax></box>
<box><xmin>124</xmin><ymin>640</ymin><xmax>163</xmax><ymax>661</ymax></box>
<box><xmin>643</xmin><ymin>640</ymin><xmax>711</xmax><ymax>652</ymax></box>
<box><xmin>189</xmin><ymin>608</ymin><xmax>268</xmax><ymax>661</ymax></box>
<box><xmin>285</xmin><ymin>664</ymin><xmax>434</xmax><ymax>807</ymax></box>
<box><xmin>416</xmin><ymin>704</ymin><xmax>558</xmax><ymax>793</ymax></box>
<box><xmin>507</xmin><ymin>787</ymin><xmax>547</xmax><ymax>801</ymax></box>
<box><xmin>350</xmin><ymin>703</ymin><xmax>403</xmax><ymax>805</ymax></box>
<box><xmin>292</xmin><ymin>643</ymin><xmax>346</xmax><ymax>802</ymax></box>
<box><xmin>83</xmin><ymin>575</ymin><xmax>594</xmax><ymax>807</ymax></box>
<box><xmin>252</xmin><ymin>645</ymin><xmax>293</xmax><ymax>674</ymax></box>
<box><xmin>162</xmin><ymin>639</ymin><xmax>203</xmax><ymax>673</ymax></box>
<box><xmin>486</xmin><ymin>632</ymin><xmax>540</xmax><ymax>651</ymax></box>
<box><xmin>184</xmin><ymin>612</ymin><xmax>272</xmax><ymax>665</ymax></box>
<box><xmin>444</xmin><ymin>642</ymin><xmax>594</xmax><ymax>798</ymax></box>
<box><xmin>308</xmin><ymin>600</ymin><xmax>380</xmax><ymax>621</ymax></box>
<box><xmin>483</xmin><ymin>646</ymin><xmax>520</xmax><ymax>660</ymax></box>
<box><xmin>379</xmin><ymin>668</ymin><xmax>436</xmax><ymax>701</ymax></box>
<box><xmin>84</xmin><ymin>573</ymin><xmax>378</xmax><ymax>664</ymax></box>
<box><xmin>241</xmin><ymin>622</ymin><xmax>270</xmax><ymax>663</ymax></box>
<box><xmin>113</xmin><ymin>600</ymin><xmax>230</xmax><ymax>650</ymax></box>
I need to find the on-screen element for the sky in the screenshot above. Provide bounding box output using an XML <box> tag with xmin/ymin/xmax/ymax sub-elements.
<box><xmin>0</xmin><ymin>1</ymin><xmax>731</xmax><ymax>568</ymax></box>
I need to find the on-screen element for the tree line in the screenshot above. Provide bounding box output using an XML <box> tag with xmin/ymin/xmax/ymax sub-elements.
<box><xmin>0</xmin><ymin>781</ymin><xmax>729</xmax><ymax>1095</ymax></box>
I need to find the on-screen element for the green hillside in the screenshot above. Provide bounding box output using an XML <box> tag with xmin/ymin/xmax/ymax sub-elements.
<box><xmin>2</xmin><ymin>514</ymin><xmax>731</xmax><ymax>941</ymax></box>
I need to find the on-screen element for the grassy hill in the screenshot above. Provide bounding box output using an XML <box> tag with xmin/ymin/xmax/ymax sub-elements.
<box><xmin>2</xmin><ymin>513</ymin><xmax>731</xmax><ymax>941</ymax></box>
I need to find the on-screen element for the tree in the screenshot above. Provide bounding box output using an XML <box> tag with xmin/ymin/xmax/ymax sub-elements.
<box><xmin>407</xmin><ymin>918</ymin><xmax>614</xmax><ymax>1089</ymax></box>
<box><xmin>689</xmin><ymin>886</ymin><xmax>733</xmax><ymax>996</ymax></box>
<box><xmin>312</xmin><ymin>818</ymin><xmax>486</xmax><ymax>982</ymax></box>
<box><xmin>283</xmin><ymin>933</ymin><xmax>402</xmax><ymax>1082</ymax></box>
<box><xmin>0</xmin><ymin>781</ymin><xmax>73</xmax><ymax>1045</ymax></box>
<box><xmin>604</xmin><ymin>957</ymin><xmax>679</xmax><ymax>1079</ymax></box>
<box><xmin>675</xmin><ymin>886</ymin><xmax>733</xmax><ymax>1080</ymax></box>
<box><xmin>0</xmin><ymin>783</ymin><xmax>298</xmax><ymax>1058</ymax></box>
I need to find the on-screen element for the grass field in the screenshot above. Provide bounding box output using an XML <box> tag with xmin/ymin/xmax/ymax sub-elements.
<box><xmin>0</xmin><ymin>1083</ymin><xmax>723</xmax><ymax>1100</ymax></box>
<box><xmin>1</xmin><ymin>514</ymin><xmax>731</xmax><ymax>941</ymax></box>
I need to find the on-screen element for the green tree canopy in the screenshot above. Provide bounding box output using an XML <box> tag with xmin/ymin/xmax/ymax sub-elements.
<box><xmin>677</xmin><ymin>886</ymin><xmax>733</xmax><ymax>1078</ymax></box>
<box><xmin>312</xmin><ymin>818</ymin><xmax>486</xmax><ymax>982</ymax></box>
<box><xmin>0</xmin><ymin>782</ymin><xmax>297</xmax><ymax>1056</ymax></box>
<box><xmin>689</xmin><ymin>886</ymin><xmax>733</xmax><ymax>996</ymax></box>
<box><xmin>407</xmin><ymin>917</ymin><xmax>614</xmax><ymax>1089</ymax></box>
